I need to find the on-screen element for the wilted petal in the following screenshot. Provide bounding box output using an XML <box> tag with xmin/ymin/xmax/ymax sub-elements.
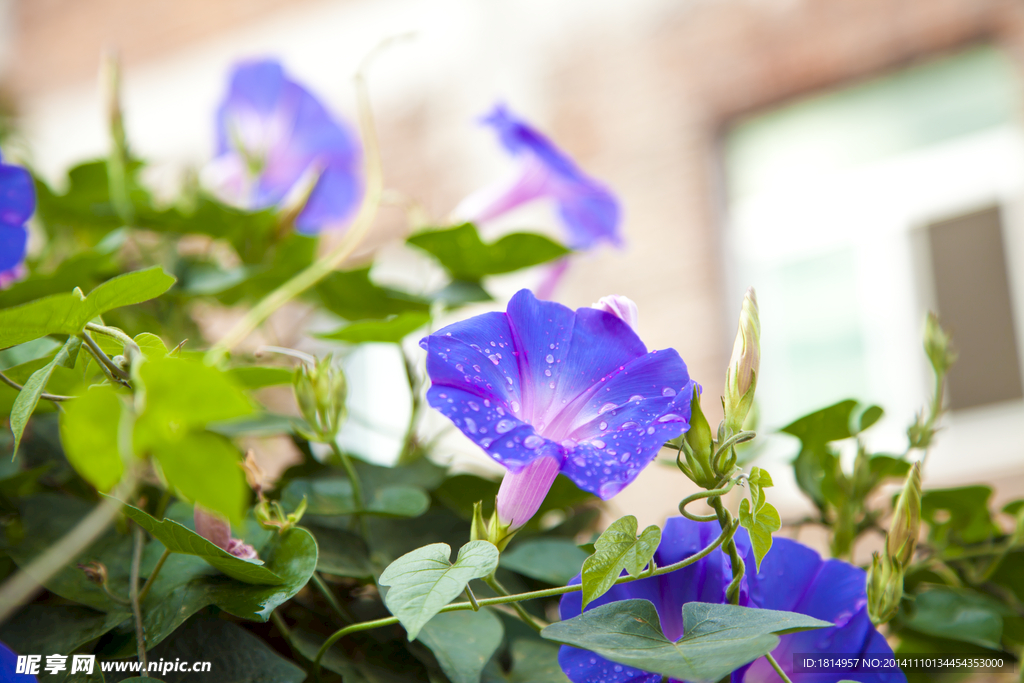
<box><xmin>194</xmin><ymin>505</ymin><xmax>259</xmax><ymax>560</ymax></box>
<box><xmin>457</xmin><ymin>104</ymin><xmax>622</xmax><ymax>250</ymax></box>
<box><xmin>422</xmin><ymin>290</ymin><xmax>691</xmax><ymax>500</ymax></box>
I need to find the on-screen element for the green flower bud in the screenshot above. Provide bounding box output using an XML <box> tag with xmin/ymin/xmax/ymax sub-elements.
<box><xmin>293</xmin><ymin>355</ymin><xmax>347</xmax><ymax>442</ymax></box>
<box><xmin>866</xmin><ymin>551</ymin><xmax>904</xmax><ymax>625</ymax></box>
<box><xmin>724</xmin><ymin>288</ymin><xmax>760</xmax><ymax>434</ymax></box>
<box><xmin>887</xmin><ymin>461</ymin><xmax>922</xmax><ymax>566</ymax></box>
<box><xmin>470</xmin><ymin>501</ymin><xmax>488</xmax><ymax>543</ymax></box>
<box><xmin>681</xmin><ymin>385</ymin><xmax>716</xmax><ymax>489</ymax></box>
<box><xmin>923</xmin><ymin>312</ymin><xmax>956</xmax><ymax>379</ymax></box>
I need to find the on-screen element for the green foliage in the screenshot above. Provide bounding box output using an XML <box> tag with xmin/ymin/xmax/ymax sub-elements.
<box><xmin>407</xmin><ymin>223</ymin><xmax>569</xmax><ymax>282</ymax></box>
<box><xmin>738</xmin><ymin>467</ymin><xmax>781</xmax><ymax>571</ymax></box>
<box><xmin>0</xmin><ymin>266</ymin><xmax>175</xmax><ymax>348</ymax></box>
<box><xmin>921</xmin><ymin>486</ymin><xmax>1000</xmax><ymax>547</ymax></box>
<box><xmin>580</xmin><ymin>516</ymin><xmax>660</xmax><ymax>607</ymax></box>
<box><xmin>315</xmin><ymin>267</ymin><xmax>429</xmax><ymax>321</ymax></box>
<box><xmin>10</xmin><ymin>337</ymin><xmax>80</xmax><ymax>456</ymax></box>
<box><xmin>378</xmin><ymin>541</ymin><xmax>499</xmax><ymax>640</ymax></box>
<box><xmin>499</xmin><ymin>538</ymin><xmax>589</xmax><ymax>585</ymax></box>
<box><xmin>319</xmin><ymin>311</ymin><xmax>431</xmax><ymax>343</ymax></box>
<box><xmin>418</xmin><ymin>610</ymin><xmax>504</xmax><ymax>683</ymax></box>
<box><xmin>541</xmin><ymin>599</ymin><xmax>831</xmax><ymax>682</ymax></box>
<box><xmin>898</xmin><ymin>587</ymin><xmax>1007</xmax><ymax>650</ymax></box>
<box><xmin>281</xmin><ymin>477</ymin><xmax>430</xmax><ymax>518</ymax></box>
<box><xmin>58</xmin><ymin>384</ymin><xmax>125</xmax><ymax>491</ymax></box>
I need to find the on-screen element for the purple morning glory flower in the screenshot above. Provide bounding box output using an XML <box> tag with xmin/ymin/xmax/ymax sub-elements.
<box><xmin>420</xmin><ymin>289</ymin><xmax>693</xmax><ymax>528</ymax></box>
<box><xmin>0</xmin><ymin>151</ymin><xmax>35</xmax><ymax>289</ymax></box>
<box><xmin>209</xmin><ymin>58</ymin><xmax>361</xmax><ymax>234</ymax></box>
<box><xmin>1</xmin><ymin>640</ymin><xmax>37</xmax><ymax>681</ymax></box>
<box><xmin>558</xmin><ymin>517</ymin><xmax>906</xmax><ymax>683</ymax></box>
<box><xmin>455</xmin><ymin>104</ymin><xmax>623</xmax><ymax>250</ymax></box>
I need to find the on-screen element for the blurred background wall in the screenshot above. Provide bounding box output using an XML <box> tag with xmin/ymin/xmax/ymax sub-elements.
<box><xmin>3</xmin><ymin>0</ymin><xmax>1024</xmax><ymax>542</ymax></box>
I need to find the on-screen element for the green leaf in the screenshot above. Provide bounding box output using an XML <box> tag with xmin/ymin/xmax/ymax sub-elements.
<box><xmin>419</xmin><ymin>610</ymin><xmax>504</xmax><ymax>683</ymax></box>
<box><xmin>378</xmin><ymin>541</ymin><xmax>500</xmax><ymax>640</ymax></box>
<box><xmin>746</xmin><ymin>466</ymin><xmax>773</xmax><ymax>505</ymax></box>
<box><xmin>541</xmin><ymin>599</ymin><xmax>831</xmax><ymax>683</ymax></box>
<box><xmin>0</xmin><ymin>266</ymin><xmax>176</xmax><ymax>347</ymax></box>
<box><xmin>308</xmin><ymin>524</ymin><xmax>375</xmax><ymax>579</ymax></box>
<box><xmin>226</xmin><ymin>366</ymin><xmax>294</xmax><ymax>389</ymax></box>
<box><xmin>0</xmin><ymin>604</ymin><xmax>127</xmax><ymax>658</ymax></box>
<box><xmin>117</xmin><ymin>500</ymin><xmax>283</xmax><ymax>585</ymax></box>
<box><xmin>208</xmin><ymin>413</ymin><xmax>304</xmax><ymax>438</ymax></box>
<box><xmin>901</xmin><ymin>587</ymin><xmax>1007</xmax><ymax>650</ymax></box>
<box><xmin>0</xmin><ymin>337</ymin><xmax>61</xmax><ymax>369</ymax></box>
<box><xmin>505</xmin><ymin>639</ymin><xmax>572</xmax><ymax>683</ymax></box>
<box><xmin>738</xmin><ymin>492</ymin><xmax>781</xmax><ymax>572</ymax></box>
<box><xmin>58</xmin><ymin>383</ymin><xmax>125</xmax><ymax>491</ymax></box>
<box><xmin>281</xmin><ymin>478</ymin><xmax>430</xmax><ymax>518</ymax></box>
<box><xmin>0</xmin><ymin>242</ymin><xmax>121</xmax><ymax>310</ymax></box>
<box><xmin>921</xmin><ymin>486</ymin><xmax>1000</xmax><ymax>547</ymax></box>
<box><xmin>319</xmin><ymin>311</ymin><xmax>431</xmax><ymax>343</ymax></box>
<box><xmin>133</xmin><ymin>332</ymin><xmax>169</xmax><ymax>359</ymax></box>
<box><xmin>408</xmin><ymin>223</ymin><xmax>570</xmax><ymax>282</ymax></box>
<box><xmin>581</xmin><ymin>516</ymin><xmax>660</xmax><ymax>607</ymax></box>
<box><xmin>501</xmin><ymin>538</ymin><xmax>590</xmax><ymax>585</ymax></box>
<box><xmin>130</xmin><ymin>612</ymin><xmax>306</xmax><ymax>683</ymax></box>
<box><xmin>10</xmin><ymin>337</ymin><xmax>80</xmax><ymax>456</ymax></box>
<box><xmin>149</xmin><ymin>431</ymin><xmax>249</xmax><ymax>524</ymax></box>
<box><xmin>780</xmin><ymin>399</ymin><xmax>860</xmax><ymax>446</ymax></box>
<box><xmin>315</xmin><ymin>267</ymin><xmax>429</xmax><ymax>321</ymax></box>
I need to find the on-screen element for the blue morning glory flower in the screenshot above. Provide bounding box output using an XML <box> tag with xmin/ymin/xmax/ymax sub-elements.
<box><xmin>210</xmin><ymin>58</ymin><xmax>361</xmax><ymax>234</ymax></box>
<box><xmin>558</xmin><ymin>517</ymin><xmax>906</xmax><ymax>683</ymax></box>
<box><xmin>455</xmin><ymin>104</ymin><xmax>623</xmax><ymax>250</ymax></box>
<box><xmin>0</xmin><ymin>151</ymin><xmax>35</xmax><ymax>289</ymax></box>
<box><xmin>421</xmin><ymin>289</ymin><xmax>692</xmax><ymax>528</ymax></box>
<box><xmin>1</xmin><ymin>640</ymin><xmax>37</xmax><ymax>681</ymax></box>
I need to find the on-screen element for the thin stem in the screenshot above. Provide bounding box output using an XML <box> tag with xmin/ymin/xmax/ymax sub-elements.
<box><xmin>710</xmin><ymin>497</ymin><xmax>744</xmax><ymax>604</ymax></box>
<box><xmin>330</xmin><ymin>441</ymin><xmax>368</xmax><ymax>538</ymax></box>
<box><xmin>206</xmin><ymin>51</ymin><xmax>386</xmax><ymax>362</ymax></box>
<box><xmin>485</xmin><ymin>575</ymin><xmax>543</xmax><ymax>632</ymax></box>
<box><xmin>396</xmin><ymin>350</ymin><xmax>424</xmax><ymax>465</ymax></box>
<box><xmin>764</xmin><ymin>653</ymin><xmax>793</xmax><ymax>683</ymax></box>
<box><xmin>130</xmin><ymin>524</ymin><xmax>148</xmax><ymax>674</ymax></box>
<box><xmin>0</xmin><ymin>371</ymin><xmax>73</xmax><ymax>402</ymax></box>
<box><xmin>0</xmin><ymin>474</ymin><xmax>137</xmax><ymax>624</ymax></box>
<box><xmin>312</xmin><ymin>523</ymin><xmax>736</xmax><ymax>680</ymax></box>
<box><xmin>85</xmin><ymin>322</ymin><xmax>136</xmax><ymax>348</ymax></box>
<box><xmin>679</xmin><ymin>479</ymin><xmax>739</xmax><ymax>522</ymax></box>
<box><xmin>137</xmin><ymin>548</ymin><xmax>170</xmax><ymax>604</ymax></box>
<box><xmin>82</xmin><ymin>332</ymin><xmax>130</xmax><ymax>383</ymax></box>
<box><xmin>312</xmin><ymin>572</ymin><xmax>354</xmax><ymax>622</ymax></box>
<box><xmin>464</xmin><ymin>585</ymin><xmax>480</xmax><ymax>611</ymax></box>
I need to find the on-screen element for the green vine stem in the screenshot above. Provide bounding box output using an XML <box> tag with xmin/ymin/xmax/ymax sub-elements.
<box><xmin>0</xmin><ymin>472</ymin><xmax>138</xmax><ymax>624</ymax></box>
<box><xmin>0</xmin><ymin>371</ymin><xmax>73</xmax><ymax>402</ymax></box>
<box><xmin>764</xmin><ymin>652</ymin><xmax>793</xmax><ymax>683</ymax></box>
<box><xmin>81</xmin><ymin>332</ymin><xmax>130</xmax><ymax>383</ymax></box>
<box><xmin>678</xmin><ymin>478</ymin><xmax>740</xmax><ymax>522</ymax></box>
<box><xmin>312</xmin><ymin>572</ymin><xmax>355</xmax><ymax>622</ymax></box>
<box><xmin>137</xmin><ymin>548</ymin><xmax>170</xmax><ymax>605</ymax></box>
<box><xmin>709</xmin><ymin>496</ymin><xmax>745</xmax><ymax>604</ymax></box>
<box><xmin>129</xmin><ymin>523</ymin><xmax>148</xmax><ymax>672</ymax></box>
<box><xmin>205</xmin><ymin>42</ymin><xmax>394</xmax><ymax>363</ymax></box>
<box><xmin>312</xmin><ymin>522</ymin><xmax>737</xmax><ymax>680</ymax></box>
<box><xmin>329</xmin><ymin>441</ymin><xmax>368</xmax><ymax>538</ymax></box>
<box><xmin>484</xmin><ymin>574</ymin><xmax>544</xmax><ymax>632</ymax></box>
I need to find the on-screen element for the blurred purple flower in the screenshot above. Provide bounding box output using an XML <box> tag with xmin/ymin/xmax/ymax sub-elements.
<box><xmin>421</xmin><ymin>289</ymin><xmax>692</xmax><ymax>527</ymax></box>
<box><xmin>558</xmin><ymin>517</ymin><xmax>906</xmax><ymax>683</ymax></box>
<box><xmin>194</xmin><ymin>505</ymin><xmax>258</xmax><ymax>561</ymax></box>
<box><xmin>1</xmin><ymin>640</ymin><xmax>37</xmax><ymax>681</ymax></box>
<box><xmin>0</xmin><ymin>151</ymin><xmax>34</xmax><ymax>289</ymax></box>
<box><xmin>209</xmin><ymin>58</ymin><xmax>361</xmax><ymax>234</ymax></box>
<box><xmin>455</xmin><ymin>104</ymin><xmax>622</xmax><ymax>250</ymax></box>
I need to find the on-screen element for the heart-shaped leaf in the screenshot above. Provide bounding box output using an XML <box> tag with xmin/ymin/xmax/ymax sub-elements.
<box><xmin>542</xmin><ymin>599</ymin><xmax>831</xmax><ymax>683</ymax></box>
<box><xmin>378</xmin><ymin>541</ymin><xmax>499</xmax><ymax>640</ymax></box>
<box><xmin>581</xmin><ymin>516</ymin><xmax>660</xmax><ymax>607</ymax></box>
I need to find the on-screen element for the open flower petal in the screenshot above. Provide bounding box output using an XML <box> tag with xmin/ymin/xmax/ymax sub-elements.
<box><xmin>422</xmin><ymin>290</ymin><xmax>691</xmax><ymax>499</ymax></box>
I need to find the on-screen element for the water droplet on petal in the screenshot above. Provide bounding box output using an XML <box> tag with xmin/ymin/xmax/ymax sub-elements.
<box><xmin>629</xmin><ymin>394</ymin><xmax>644</xmax><ymax>403</ymax></box>
<box><xmin>545</xmin><ymin>354</ymin><xmax>555</xmax><ymax>363</ymax></box>
<box><xmin>480</xmin><ymin>438</ymin><xmax>493</xmax><ymax>448</ymax></box>
<box><xmin>574</xmin><ymin>457</ymin><xmax>587</xmax><ymax>467</ymax></box>
<box><xmin>591</xmin><ymin>439</ymin><xmax>606</xmax><ymax>449</ymax></box>
<box><xmin>496</xmin><ymin>420</ymin><xmax>515</xmax><ymax>434</ymax></box>
<box><xmin>544</xmin><ymin>369</ymin><xmax>551</xmax><ymax>377</ymax></box>
<box><xmin>548</xmin><ymin>381</ymin><xmax>555</xmax><ymax>389</ymax></box>
<box><xmin>464</xmin><ymin>417</ymin><xmax>477</xmax><ymax>433</ymax></box>
<box><xmin>607</xmin><ymin>449</ymin><xmax>617</xmax><ymax>456</ymax></box>
<box><xmin>619</xmin><ymin>453</ymin><xmax>630</xmax><ymax>462</ymax></box>
<box><xmin>511</xmin><ymin>401</ymin><xmax>521</xmax><ymax>413</ymax></box>
<box><xmin>468</xmin><ymin>401</ymin><xmax>480</xmax><ymax>411</ymax></box>
<box><xmin>489</xmin><ymin>341</ymin><xmax>496</xmax><ymax>347</ymax></box>
<box><xmin>473</xmin><ymin>365</ymin><xmax>482</xmax><ymax>373</ymax></box>
<box><xmin>598</xmin><ymin>421</ymin><xmax>608</xmax><ymax>430</ymax></box>
<box><xmin>599</xmin><ymin>403</ymin><xmax>617</xmax><ymax>414</ymax></box>
<box><xmin>647</xmin><ymin>426</ymin><xmax>655</xmax><ymax>434</ymax></box>
<box><xmin>658</xmin><ymin>413</ymin><xmax>683</xmax><ymax>422</ymax></box>
<box><xmin>549</xmin><ymin>343</ymin><xmax>556</xmax><ymax>350</ymax></box>
<box><xmin>506</xmin><ymin>440</ymin><xmax>514</xmax><ymax>447</ymax></box>
<box><xmin>561</xmin><ymin>439</ymin><xmax>576</xmax><ymax>448</ymax></box>
<box><xmin>488</xmin><ymin>354</ymin><xmax>500</xmax><ymax>365</ymax></box>
<box><xmin>621</xmin><ymin>421</ymin><xmax>638</xmax><ymax>430</ymax></box>
<box><xmin>484</xmin><ymin>399</ymin><xmax>491</xmax><ymax>407</ymax></box>
<box><xmin>506</xmin><ymin>376</ymin><xmax>514</xmax><ymax>385</ymax></box>
<box><xmin>662</xmin><ymin>387</ymin><xmax>677</xmax><ymax>397</ymax></box>
<box><xmin>524</xmin><ymin>435</ymin><xmax>544</xmax><ymax>449</ymax></box>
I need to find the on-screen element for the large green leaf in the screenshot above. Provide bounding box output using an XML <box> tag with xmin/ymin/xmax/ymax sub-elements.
<box><xmin>58</xmin><ymin>383</ymin><xmax>126</xmax><ymax>492</ymax></box>
<box><xmin>0</xmin><ymin>266</ymin><xmax>176</xmax><ymax>348</ymax></box>
<box><xmin>500</xmin><ymin>538</ymin><xmax>589</xmax><ymax>585</ymax></box>
<box><xmin>319</xmin><ymin>311</ymin><xmax>431</xmax><ymax>344</ymax></box>
<box><xmin>541</xmin><ymin>599</ymin><xmax>831</xmax><ymax>683</ymax></box>
<box><xmin>10</xmin><ymin>337</ymin><xmax>81</xmax><ymax>456</ymax></box>
<box><xmin>419</xmin><ymin>610</ymin><xmax>504</xmax><ymax>683</ymax></box>
<box><xmin>308</xmin><ymin>524</ymin><xmax>375</xmax><ymax>579</ymax></box>
<box><xmin>0</xmin><ymin>604</ymin><xmax>127</xmax><ymax>657</ymax></box>
<box><xmin>901</xmin><ymin>587</ymin><xmax>1006</xmax><ymax>650</ymax></box>
<box><xmin>117</xmin><ymin>501</ymin><xmax>283</xmax><ymax>585</ymax></box>
<box><xmin>408</xmin><ymin>223</ymin><xmax>569</xmax><ymax>282</ymax></box>
<box><xmin>378</xmin><ymin>541</ymin><xmax>500</xmax><ymax>640</ymax></box>
<box><xmin>921</xmin><ymin>486</ymin><xmax>1001</xmax><ymax>547</ymax></box>
<box><xmin>315</xmin><ymin>267</ymin><xmax>429</xmax><ymax>321</ymax></box>
<box><xmin>281</xmin><ymin>477</ymin><xmax>430</xmax><ymax>518</ymax></box>
<box><xmin>581</xmin><ymin>516</ymin><xmax>660</xmax><ymax>607</ymax></box>
<box><xmin>115</xmin><ymin>612</ymin><xmax>305</xmax><ymax>683</ymax></box>
<box><xmin>149</xmin><ymin>431</ymin><xmax>249</xmax><ymax>524</ymax></box>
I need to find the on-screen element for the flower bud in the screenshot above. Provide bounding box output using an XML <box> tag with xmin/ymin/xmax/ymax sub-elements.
<box><xmin>724</xmin><ymin>288</ymin><xmax>760</xmax><ymax>434</ymax></box>
<box><xmin>887</xmin><ymin>462</ymin><xmax>922</xmax><ymax>567</ymax></box>
<box><xmin>78</xmin><ymin>561</ymin><xmax>108</xmax><ymax>586</ymax></box>
<box><xmin>293</xmin><ymin>355</ymin><xmax>347</xmax><ymax>442</ymax></box>
<box><xmin>680</xmin><ymin>384</ymin><xmax>716</xmax><ymax>488</ymax></box>
<box><xmin>592</xmin><ymin>295</ymin><xmax>639</xmax><ymax>331</ymax></box>
<box><xmin>195</xmin><ymin>504</ymin><xmax>258</xmax><ymax>560</ymax></box>
<box><xmin>867</xmin><ymin>551</ymin><xmax>904</xmax><ymax>625</ymax></box>
<box><xmin>923</xmin><ymin>312</ymin><xmax>956</xmax><ymax>379</ymax></box>
<box><xmin>493</xmin><ymin>453</ymin><xmax>560</xmax><ymax>548</ymax></box>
